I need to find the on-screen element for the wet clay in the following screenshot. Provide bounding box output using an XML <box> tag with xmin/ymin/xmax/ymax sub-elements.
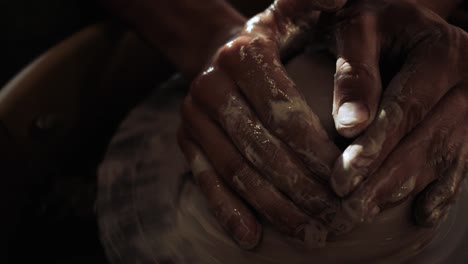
<box><xmin>97</xmin><ymin>51</ymin><xmax>468</xmax><ymax>264</ymax></box>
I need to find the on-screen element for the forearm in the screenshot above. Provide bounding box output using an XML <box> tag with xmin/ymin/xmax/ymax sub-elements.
<box><xmin>102</xmin><ymin>0</ymin><xmax>246</xmax><ymax>77</ymax></box>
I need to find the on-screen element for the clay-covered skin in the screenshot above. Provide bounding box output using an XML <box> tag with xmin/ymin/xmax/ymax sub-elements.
<box><xmin>327</xmin><ymin>0</ymin><xmax>462</xmax><ymax>138</ymax></box>
<box><xmin>180</xmin><ymin>0</ymin><xmax>468</xmax><ymax>248</ymax></box>
<box><xmin>97</xmin><ymin>63</ymin><xmax>468</xmax><ymax>263</ymax></box>
<box><xmin>104</xmin><ymin>0</ymin><xmax>467</xmax><ymax>249</ymax></box>
<box><xmin>179</xmin><ymin>0</ymin><xmax>349</xmax><ymax>248</ymax></box>
<box><xmin>324</xmin><ymin>1</ymin><xmax>468</xmax><ymax>234</ymax></box>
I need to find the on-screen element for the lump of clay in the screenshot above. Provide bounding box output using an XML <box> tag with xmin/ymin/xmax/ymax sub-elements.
<box><xmin>97</xmin><ymin>49</ymin><xmax>468</xmax><ymax>264</ymax></box>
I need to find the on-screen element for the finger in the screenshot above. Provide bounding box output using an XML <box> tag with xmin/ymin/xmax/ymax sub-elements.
<box><xmin>191</xmin><ymin>67</ymin><xmax>338</xmax><ymax>216</ymax></box>
<box><xmin>414</xmin><ymin>156</ymin><xmax>467</xmax><ymax>227</ymax></box>
<box><xmin>330</xmin><ymin>87</ymin><xmax>467</xmax><ymax>233</ymax></box>
<box><xmin>178</xmin><ymin>127</ymin><xmax>261</xmax><ymax>249</ymax></box>
<box><xmin>414</xmin><ymin>109</ymin><xmax>468</xmax><ymax>227</ymax></box>
<box><xmin>217</xmin><ymin>36</ymin><xmax>340</xmax><ymax>179</ymax></box>
<box><xmin>181</xmin><ymin>97</ymin><xmax>328</xmax><ymax>247</ymax></box>
<box><xmin>331</xmin><ymin>25</ymin><xmax>464</xmax><ymax>197</ymax></box>
<box><xmin>333</xmin><ymin>13</ymin><xmax>381</xmax><ymax>137</ymax></box>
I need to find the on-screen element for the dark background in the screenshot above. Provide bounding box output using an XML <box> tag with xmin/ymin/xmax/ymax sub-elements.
<box><xmin>0</xmin><ymin>0</ymin><xmax>272</xmax><ymax>87</ymax></box>
<box><xmin>2</xmin><ymin>2</ymin><xmax>108</xmax><ymax>263</ymax></box>
<box><xmin>0</xmin><ymin>0</ymin><xmax>104</xmax><ymax>87</ymax></box>
<box><xmin>0</xmin><ymin>1</ymin><xmax>271</xmax><ymax>263</ymax></box>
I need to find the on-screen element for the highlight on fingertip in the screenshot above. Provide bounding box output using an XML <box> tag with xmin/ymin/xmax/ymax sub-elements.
<box><xmin>233</xmin><ymin>221</ymin><xmax>262</xmax><ymax>250</ymax></box>
<box><xmin>337</xmin><ymin>101</ymin><xmax>369</xmax><ymax>126</ymax></box>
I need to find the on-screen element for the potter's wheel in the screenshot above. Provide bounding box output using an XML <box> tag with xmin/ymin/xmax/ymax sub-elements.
<box><xmin>97</xmin><ymin>51</ymin><xmax>468</xmax><ymax>263</ymax></box>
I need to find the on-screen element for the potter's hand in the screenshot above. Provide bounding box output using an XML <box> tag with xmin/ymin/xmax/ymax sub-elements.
<box><xmin>325</xmin><ymin>0</ymin><xmax>468</xmax><ymax>233</ymax></box>
<box><xmin>178</xmin><ymin>0</ymin><xmax>347</xmax><ymax>249</ymax></box>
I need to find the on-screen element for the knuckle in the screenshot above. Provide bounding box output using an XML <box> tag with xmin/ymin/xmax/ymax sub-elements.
<box><xmin>217</xmin><ymin>36</ymin><xmax>251</xmax><ymax>65</ymax></box>
<box><xmin>336</xmin><ymin>61</ymin><xmax>375</xmax><ymax>79</ymax></box>
<box><xmin>230</xmin><ymin>163</ymin><xmax>257</xmax><ymax>194</ymax></box>
<box><xmin>383</xmin><ymin>95</ymin><xmax>427</xmax><ymax>135</ymax></box>
<box><xmin>431</xmin><ymin>138</ymin><xmax>463</xmax><ymax>173</ymax></box>
<box><xmin>245</xmin><ymin>35</ymin><xmax>272</xmax><ymax>49</ymax></box>
<box><xmin>225</xmin><ymin>157</ymin><xmax>251</xmax><ymax>182</ymax></box>
<box><xmin>235</xmin><ymin>129</ymin><xmax>282</xmax><ymax>172</ymax></box>
<box><xmin>240</xmin><ymin>136</ymin><xmax>294</xmax><ymax>185</ymax></box>
<box><xmin>265</xmin><ymin>114</ymin><xmax>293</xmax><ymax>140</ymax></box>
<box><xmin>410</xmin><ymin>24</ymin><xmax>455</xmax><ymax>59</ymax></box>
<box><xmin>256</xmin><ymin>144</ymin><xmax>281</xmax><ymax>171</ymax></box>
<box><xmin>227</xmin><ymin>153</ymin><xmax>271</xmax><ymax>192</ymax></box>
<box><xmin>401</xmin><ymin>97</ymin><xmax>429</xmax><ymax>130</ymax></box>
<box><xmin>335</xmin><ymin>61</ymin><xmax>378</xmax><ymax>92</ymax></box>
<box><xmin>266</xmin><ymin>98</ymin><xmax>316</xmax><ymax>133</ymax></box>
<box><xmin>219</xmin><ymin>35</ymin><xmax>274</xmax><ymax>66</ymax></box>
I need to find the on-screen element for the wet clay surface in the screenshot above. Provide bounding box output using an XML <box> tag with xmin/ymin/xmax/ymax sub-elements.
<box><xmin>97</xmin><ymin>51</ymin><xmax>468</xmax><ymax>263</ymax></box>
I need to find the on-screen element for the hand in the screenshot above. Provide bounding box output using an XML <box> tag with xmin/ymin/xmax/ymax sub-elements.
<box><xmin>178</xmin><ymin>0</ymin><xmax>347</xmax><ymax>249</ymax></box>
<box><xmin>324</xmin><ymin>0</ymin><xmax>468</xmax><ymax>232</ymax></box>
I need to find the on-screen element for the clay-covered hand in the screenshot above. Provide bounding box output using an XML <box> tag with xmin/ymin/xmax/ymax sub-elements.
<box><xmin>324</xmin><ymin>0</ymin><xmax>468</xmax><ymax>233</ymax></box>
<box><xmin>178</xmin><ymin>0</ymin><xmax>347</xmax><ymax>249</ymax></box>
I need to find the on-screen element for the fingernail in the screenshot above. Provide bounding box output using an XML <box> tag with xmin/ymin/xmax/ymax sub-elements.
<box><xmin>233</xmin><ymin>221</ymin><xmax>260</xmax><ymax>250</ymax></box>
<box><xmin>337</xmin><ymin>102</ymin><xmax>369</xmax><ymax>126</ymax></box>
<box><xmin>297</xmin><ymin>222</ymin><xmax>328</xmax><ymax>248</ymax></box>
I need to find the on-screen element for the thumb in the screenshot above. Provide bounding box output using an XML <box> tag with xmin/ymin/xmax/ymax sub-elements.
<box><xmin>333</xmin><ymin>14</ymin><xmax>381</xmax><ymax>138</ymax></box>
